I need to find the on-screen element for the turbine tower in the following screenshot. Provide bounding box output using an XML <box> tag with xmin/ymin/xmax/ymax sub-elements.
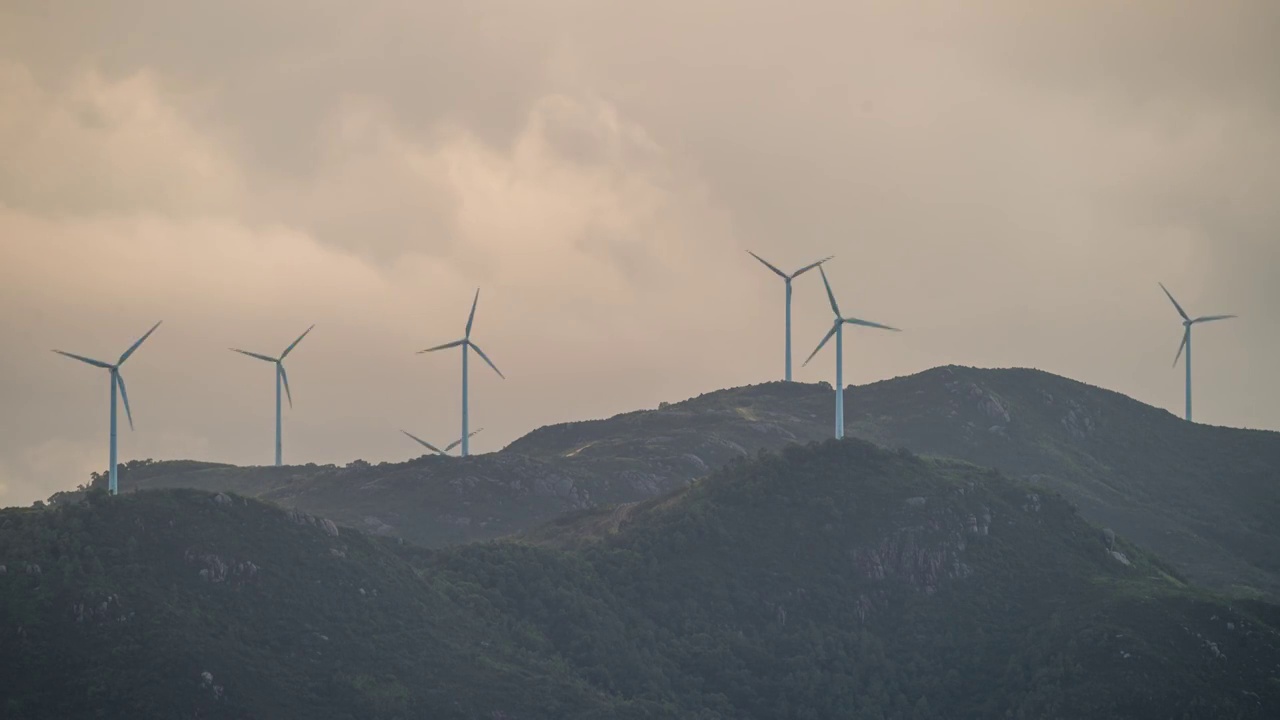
<box><xmin>1159</xmin><ymin>282</ymin><xmax>1236</xmax><ymax>422</ymax></box>
<box><xmin>401</xmin><ymin>428</ymin><xmax>483</xmax><ymax>456</ymax></box>
<box><xmin>803</xmin><ymin>266</ymin><xmax>899</xmax><ymax>439</ymax></box>
<box><xmin>230</xmin><ymin>325</ymin><xmax>314</xmax><ymax>466</ymax></box>
<box><xmin>53</xmin><ymin>321</ymin><xmax>162</xmax><ymax>495</ymax></box>
<box><xmin>418</xmin><ymin>289</ymin><xmax>504</xmax><ymax>457</ymax></box>
<box><xmin>747</xmin><ymin>251</ymin><xmax>834</xmax><ymax>381</ymax></box>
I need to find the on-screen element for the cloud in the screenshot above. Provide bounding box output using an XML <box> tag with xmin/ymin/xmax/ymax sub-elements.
<box><xmin>0</xmin><ymin>56</ymin><xmax>755</xmax><ymax>505</ymax></box>
<box><xmin>1</xmin><ymin>1</ymin><xmax>1278</xmax><ymax>506</ymax></box>
<box><xmin>0</xmin><ymin>61</ymin><xmax>243</xmax><ymax>218</ymax></box>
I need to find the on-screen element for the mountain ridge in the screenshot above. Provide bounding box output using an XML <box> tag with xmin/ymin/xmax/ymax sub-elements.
<box><xmin>7</xmin><ymin>438</ymin><xmax>1280</xmax><ymax>718</ymax></box>
<box><xmin>43</xmin><ymin>365</ymin><xmax>1280</xmax><ymax>600</ymax></box>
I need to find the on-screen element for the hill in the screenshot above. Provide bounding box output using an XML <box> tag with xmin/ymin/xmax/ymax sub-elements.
<box><xmin>5</xmin><ymin>439</ymin><xmax>1280</xmax><ymax>718</ymax></box>
<box><xmin>50</xmin><ymin>365</ymin><xmax>1280</xmax><ymax>599</ymax></box>
<box><xmin>0</xmin><ymin>487</ymin><xmax>660</xmax><ymax>719</ymax></box>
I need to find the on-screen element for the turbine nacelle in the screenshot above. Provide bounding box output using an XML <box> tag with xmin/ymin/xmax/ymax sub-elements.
<box><xmin>802</xmin><ymin>267</ymin><xmax>901</xmax><ymax>367</ymax></box>
<box><xmin>417</xmin><ymin>288</ymin><xmax>504</xmax><ymax>458</ymax></box>
<box><xmin>1159</xmin><ymin>283</ymin><xmax>1236</xmax><ymax>368</ymax></box>
<box><xmin>230</xmin><ymin>324</ymin><xmax>314</xmax><ymax>408</ymax></box>
<box><xmin>747</xmin><ymin>251</ymin><xmax>834</xmax><ymax>281</ymax></box>
<box><xmin>52</xmin><ymin>321</ymin><xmax>162</xmax><ymax>495</ymax></box>
<box><xmin>53</xmin><ymin>320</ymin><xmax>162</xmax><ymax>431</ymax></box>
<box><xmin>418</xmin><ymin>290</ymin><xmax>505</xmax><ymax>379</ymax></box>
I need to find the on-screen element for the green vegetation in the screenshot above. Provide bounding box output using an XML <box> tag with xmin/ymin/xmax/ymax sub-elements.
<box><xmin>81</xmin><ymin>366</ymin><xmax>1280</xmax><ymax>602</ymax></box>
<box><xmin>6</xmin><ymin>439</ymin><xmax>1280</xmax><ymax>718</ymax></box>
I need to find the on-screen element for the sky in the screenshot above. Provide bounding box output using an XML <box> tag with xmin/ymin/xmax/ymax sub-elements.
<box><xmin>1</xmin><ymin>1</ymin><xmax>1278</xmax><ymax>506</ymax></box>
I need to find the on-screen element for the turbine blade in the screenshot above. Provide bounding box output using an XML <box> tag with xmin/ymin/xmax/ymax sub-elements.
<box><xmin>747</xmin><ymin>251</ymin><xmax>788</xmax><ymax>279</ymax></box>
<box><xmin>1158</xmin><ymin>282</ymin><xmax>1190</xmax><ymax>321</ymax></box>
<box><xmin>819</xmin><ymin>265</ymin><xmax>841</xmax><ymax>317</ymax></box>
<box><xmin>1173</xmin><ymin>328</ymin><xmax>1189</xmax><ymax>367</ymax></box>
<box><xmin>468</xmin><ymin>342</ymin><xmax>505</xmax><ymax>379</ymax></box>
<box><xmin>52</xmin><ymin>350</ymin><xmax>114</xmax><ymax>369</ymax></box>
<box><xmin>465</xmin><ymin>288</ymin><xmax>480</xmax><ymax>338</ymax></box>
<box><xmin>230</xmin><ymin>348</ymin><xmax>279</xmax><ymax>363</ymax></box>
<box><xmin>401</xmin><ymin>430</ymin><xmax>445</xmax><ymax>455</ymax></box>
<box><xmin>1192</xmin><ymin>314</ymin><xmax>1237</xmax><ymax>324</ymax></box>
<box><xmin>116</xmin><ymin>372</ymin><xmax>134</xmax><ymax>431</ymax></box>
<box><xmin>445</xmin><ymin>428</ymin><xmax>483</xmax><ymax>452</ymax></box>
<box><xmin>280</xmin><ymin>324</ymin><xmax>315</xmax><ymax>358</ymax></box>
<box><xmin>789</xmin><ymin>255</ymin><xmax>834</xmax><ymax>279</ymax></box>
<box><xmin>417</xmin><ymin>339</ymin><xmax>466</xmax><ymax>354</ymax></box>
<box><xmin>843</xmin><ymin>317</ymin><xmax>901</xmax><ymax>332</ymax></box>
<box><xmin>118</xmin><ymin>321</ymin><xmax>162</xmax><ymax>365</ymax></box>
<box><xmin>803</xmin><ymin>324</ymin><xmax>839</xmax><ymax>367</ymax></box>
<box><xmin>279</xmin><ymin>363</ymin><xmax>293</xmax><ymax>408</ymax></box>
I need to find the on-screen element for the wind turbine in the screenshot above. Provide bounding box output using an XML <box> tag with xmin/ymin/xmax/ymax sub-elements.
<box><xmin>1159</xmin><ymin>282</ymin><xmax>1236</xmax><ymax>422</ymax></box>
<box><xmin>747</xmin><ymin>251</ymin><xmax>834</xmax><ymax>381</ymax></box>
<box><xmin>53</xmin><ymin>321</ymin><xmax>162</xmax><ymax>495</ymax></box>
<box><xmin>803</xmin><ymin>266</ymin><xmax>899</xmax><ymax>439</ymax></box>
<box><xmin>418</xmin><ymin>289</ymin><xmax>504</xmax><ymax>457</ymax></box>
<box><xmin>230</xmin><ymin>325</ymin><xmax>314</xmax><ymax>466</ymax></box>
<box><xmin>401</xmin><ymin>428</ymin><xmax>483</xmax><ymax>456</ymax></box>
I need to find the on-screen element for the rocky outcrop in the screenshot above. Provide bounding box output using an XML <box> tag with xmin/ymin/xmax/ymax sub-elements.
<box><xmin>200</xmin><ymin>671</ymin><xmax>225</xmax><ymax>700</ymax></box>
<box><xmin>185</xmin><ymin>549</ymin><xmax>259</xmax><ymax>585</ymax></box>
<box><xmin>852</xmin><ymin>523</ymin><xmax>974</xmax><ymax>597</ymax></box>
<box><xmin>285</xmin><ymin>508</ymin><xmax>339</xmax><ymax>538</ymax></box>
<box><xmin>1061</xmin><ymin>399</ymin><xmax>1097</xmax><ymax>439</ymax></box>
<box><xmin>71</xmin><ymin>593</ymin><xmax>124</xmax><ymax>624</ymax></box>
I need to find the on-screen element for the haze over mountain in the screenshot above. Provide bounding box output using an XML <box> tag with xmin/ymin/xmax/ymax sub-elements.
<box><xmin>6</xmin><ymin>439</ymin><xmax>1280</xmax><ymax>718</ymax></box>
<box><xmin>4</xmin><ymin>2</ymin><xmax>1279</xmax><ymax>716</ymax></box>
<box><xmin>76</xmin><ymin>366</ymin><xmax>1280</xmax><ymax>601</ymax></box>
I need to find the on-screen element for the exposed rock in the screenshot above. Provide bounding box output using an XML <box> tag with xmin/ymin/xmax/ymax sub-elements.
<box><xmin>853</xmin><ymin>521</ymin><xmax>973</xmax><ymax>595</ymax></box>
<box><xmin>1103</xmin><ymin>528</ymin><xmax>1116</xmax><ymax>550</ymax></box>
<box><xmin>681</xmin><ymin>454</ymin><xmax>709</xmax><ymax>472</ymax></box>
<box><xmin>1109</xmin><ymin>551</ymin><xmax>1132</xmax><ymax>567</ymax></box>
<box><xmin>361</xmin><ymin>516</ymin><xmax>396</xmax><ymax>535</ymax></box>
<box><xmin>0</xmin><ymin>564</ymin><xmax>6</xmax><ymax>575</ymax></box>
<box><xmin>1203</xmin><ymin>638</ymin><xmax>1225</xmax><ymax>660</ymax></box>
<box><xmin>26</xmin><ymin>563</ymin><xmax>41</xmax><ymax>575</ymax></box>
<box><xmin>1061</xmin><ymin>400</ymin><xmax>1096</xmax><ymax>439</ymax></box>
<box><xmin>966</xmin><ymin>384</ymin><xmax>1011</xmax><ymax>423</ymax></box>
<box><xmin>905</xmin><ymin>497</ymin><xmax>927</xmax><ymax>507</ymax></box>
<box><xmin>1022</xmin><ymin>494</ymin><xmax>1042</xmax><ymax>513</ymax></box>
<box><xmin>321</xmin><ymin>518</ymin><xmax>340</xmax><ymax>538</ymax></box>
<box><xmin>186</xmin><ymin>549</ymin><xmax>258</xmax><ymax>584</ymax></box>
<box><xmin>212</xmin><ymin>493</ymin><xmax>232</xmax><ymax>506</ymax></box>
<box><xmin>200</xmin><ymin>671</ymin><xmax>225</xmax><ymax>700</ymax></box>
<box><xmin>72</xmin><ymin>593</ymin><xmax>122</xmax><ymax>624</ymax></box>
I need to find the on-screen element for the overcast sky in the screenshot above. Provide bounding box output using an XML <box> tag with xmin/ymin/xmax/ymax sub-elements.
<box><xmin>2</xmin><ymin>1</ymin><xmax>1277</xmax><ymax>505</ymax></box>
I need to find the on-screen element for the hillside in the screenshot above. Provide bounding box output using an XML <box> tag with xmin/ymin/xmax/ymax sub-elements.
<box><xmin>6</xmin><ymin>440</ymin><xmax>1280</xmax><ymax>718</ymax></box>
<box><xmin>0</xmin><ymin>487</ymin><xmax>660</xmax><ymax>719</ymax></box>
<box><xmin>51</xmin><ymin>365</ymin><xmax>1280</xmax><ymax>599</ymax></box>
